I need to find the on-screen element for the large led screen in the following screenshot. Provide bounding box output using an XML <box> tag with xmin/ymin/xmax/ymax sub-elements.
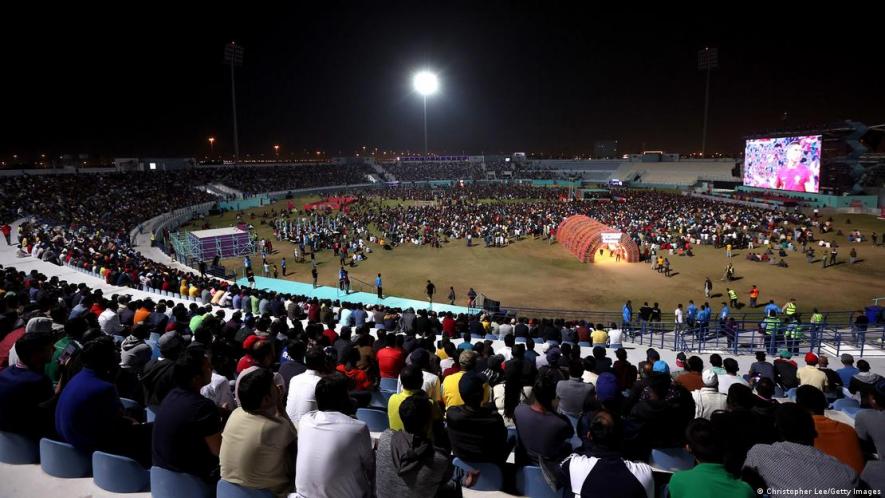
<box><xmin>743</xmin><ymin>135</ymin><xmax>821</xmax><ymax>193</ymax></box>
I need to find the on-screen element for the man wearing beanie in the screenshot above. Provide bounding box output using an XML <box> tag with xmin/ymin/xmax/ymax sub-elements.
<box><xmin>445</xmin><ymin>369</ymin><xmax>511</xmax><ymax>465</ymax></box>
<box><xmin>797</xmin><ymin>352</ymin><xmax>827</xmax><ymax>392</ymax></box>
<box><xmin>442</xmin><ymin>350</ymin><xmax>489</xmax><ymax>410</ymax></box>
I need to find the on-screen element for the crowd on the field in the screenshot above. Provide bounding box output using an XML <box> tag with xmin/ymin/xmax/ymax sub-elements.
<box><xmin>386</xmin><ymin>161</ymin><xmax>485</xmax><ymax>181</ymax></box>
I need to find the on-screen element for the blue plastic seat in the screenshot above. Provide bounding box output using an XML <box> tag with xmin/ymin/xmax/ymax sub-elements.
<box><xmin>786</xmin><ymin>387</ymin><xmax>797</xmax><ymax>400</ymax></box>
<box><xmin>356</xmin><ymin>408</ymin><xmax>389</xmax><ymax>432</ymax></box>
<box><xmin>515</xmin><ymin>465</ymin><xmax>561</xmax><ymax>498</ymax></box>
<box><xmin>452</xmin><ymin>457</ymin><xmax>503</xmax><ymax>491</ymax></box>
<box><xmin>120</xmin><ymin>397</ymin><xmax>142</xmax><ymax>411</ymax></box>
<box><xmin>39</xmin><ymin>438</ymin><xmax>92</xmax><ymax>478</ymax></box>
<box><xmin>485</xmin><ymin>334</ymin><xmax>498</xmax><ymax>341</ymax></box>
<box><xmin>649</xmin><ymin>448</ymin><xmax>695</xmax><ymax>472</ymax></box>
<box><xmin>92</xmin><ymin>451</ymin><xmax>150</xmax><ymax>492</ymax></box>
<box><xmin>833</xmin><ymin>398</ymin><xmax>859</xmax><ymax>411</ymax></box>
<box><xmin>379</xmin><ymin>377</ymin><xmax>398</xmax><ymax>392</ymax></box>
<box><xmin>217</xmin><ymin>478</ymin><xmax>275</xmax><ymax>498</ymax></box>
<box><xmin>0</xmin><ymin>431</ymin><xmax>39</xmax><ymax>464</ymax></box>
<box><xmin>578</xmin><ymin>341</ymin><xmax>591</xmax><ymax>348</ymax></box>
<box><xmin>146</xmin><ymin>406</ymin><xmax>157</xmax><ymax>423</ymax></box>
<box><xmin>515</xmin><ymin>337</ymin><xmax>527</xmax><ymax>344</ymax></box>
<box><xmin>151</xmin><ymin>466</ymin><xmax>213</xmax><ymax>498</ymax></box>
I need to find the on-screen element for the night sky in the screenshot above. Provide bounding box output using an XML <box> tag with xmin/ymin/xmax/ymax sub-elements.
<box><xmin>2</xmin><ymin>5</ymin><xmax>883</xmax><ymax>159</ymax></box>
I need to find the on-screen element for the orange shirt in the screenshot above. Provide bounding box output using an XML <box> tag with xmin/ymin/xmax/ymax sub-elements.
<box><xmin>750</xmin><ymin>288</ymin><xmax>759</xmax><ymax>298</ymax></box>
<box><xmin>812</xmin><ymin>415</ymin><xmax>864</xmax><ymax>473</ymax></box>
<box><xmin>133</xmin><ymin>307</ymin><xmax>151</xmax><ymax>325</ymax></box>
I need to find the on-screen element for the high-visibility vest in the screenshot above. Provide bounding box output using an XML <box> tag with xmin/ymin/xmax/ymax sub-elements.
<box><xmin>728</xmin><ymin>290</ymin><xmax>738</xmax><ymax>301</ymax></box>
<box><xmin>810</xmin><ymin>313</ymin><xmax>824</xmax><ymax>324</ymax></box>
<box><xmin>784</xmin><ymin>302</ymin><xmax>797</xmax><ymax>316</ymax></box>
<box><xmin>762</xmin><ymin>317</ymin><xmax>780</xmax><ymax>335</ymax></box>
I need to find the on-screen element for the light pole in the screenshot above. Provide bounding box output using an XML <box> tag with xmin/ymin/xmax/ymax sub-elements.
<box><xmin>697</xmin><ymin>47</ymin><xmax>718</xmax><ymax>157</ymax></box>
<box><xmin>224</xmin><ymin>41</ymin><xmax>244</xmax><ymax>162</ymax></box>
<box><xmin>412</xmin><ymin>70</ymin><xmax>439</xmax><ymax>155</ymax></box>
<box><xmin>274</xmin><ymin>144</ymin><xmax>280</xmax><ymax>160</ymax></box>
<box><xmin>208</xmin><ymin>137</ymin><xmax>215</xmax><ymax>158</ymax></box>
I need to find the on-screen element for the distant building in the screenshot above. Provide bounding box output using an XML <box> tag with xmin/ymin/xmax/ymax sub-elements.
<box><xmin>593</xmin><ymin>140</ymin><xmax>618</xmax><ymax>159</ymax></box>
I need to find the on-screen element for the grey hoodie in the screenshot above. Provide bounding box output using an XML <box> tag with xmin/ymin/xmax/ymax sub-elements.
<box><xmin>120</xmin><ymin>335</ymin><xmax>152</xmax><ymax>372</ymax></box>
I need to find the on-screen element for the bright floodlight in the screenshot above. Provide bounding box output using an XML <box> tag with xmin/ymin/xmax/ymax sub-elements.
<box><xmin>413</xmin><ymin>71</ymin><xmax>439</xmax><ymax>96</ymax></box>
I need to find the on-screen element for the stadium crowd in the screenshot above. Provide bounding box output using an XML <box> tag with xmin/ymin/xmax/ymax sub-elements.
<box><xmin>0</xmin><ymin>264</ymin><xmax>883</xmax><ymax>497</ymax></box>
<box><xmin>386</xmin><ymin>161</ymin><xmax>485</xmax><ymax>181</ymax></box>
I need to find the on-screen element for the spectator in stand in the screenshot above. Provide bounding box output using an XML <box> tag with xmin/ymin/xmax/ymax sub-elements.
<box><xmin>514</xmin><ymin>370</ymin><xmax>574</xmax><ymax>466</ymax></box>
<box><xmin>612</xmin><ymin>348</ymin><xmax>637</xmax><ymax>391</ymax></box>
<box><xmin>815</xmin><ymin>355</ymin><xmax>843</xmax><ymax>400</ymax></box>
<box><xmin>561</xmin><ymin>409</ymin><xmax>654</xmax><ymax>498</ymax></box>
<box><xmin>152</xmin><ymin>347</ymin><xmax>223</xmax><ymax>483</ymax></box>
<box><xmin>56</xmin><ymin>337</ymin><xmax>151</xmax><ymax>466</ymax></box>
<box><xmin>773</xmin><ymin>350</ymin><xmax>799</xmax><ymax>390</ymax></box>
<box><xmin>748</xmin><ymin>351</ymin><xmax>775</xmax><ymax>386</ymax></box>
<box><xmin>742</xmin><ymin>403</ymin><xmax>859</xmax><ymax>495</ymax></box>
<box><xmin>220</xmin><ymin>367</ymin><xmax>297</xmax><ymax>497</ymax></box>
<box><xmin>446</xmin><ymin>369</ymin><xmax>512</xmax><ymax>465</ymax></box>
<box><xmin>836</xmin><ymin>354</ymin><xmax>859</xmax><ymax>387</ymax></box>
<box><xmin>141</xmin><ymin>332</ymin><xmax>185</xmax><ymax>410</ymax></box>
<box><xmin>717</xmin><ymin>358</ymin><xmax>749</xmax><ymax>394</ymax></box>
<box><xmin>556</xmin><ymin>359</ymin><xmax>597</xmax><ymax>418</ymax></box>
<box><xmin>692</xmin><ymin>369</ymin><xmax>728</xmax><ymax>420</ymax></box>
<box><xmin>668</xmin><ymin>419</ymin><xmax>755</xmax><ymax>498</ymax></box>
<box><xmin>854</xmin><ymin>378</ymin><xmax>885</xmax><ymax>458</ymax></box>
<box><xmin>442</xmin><ymin>350</ymin><xmax>489</xmax><ymax>410</ymax></box>
<box><xmin>0</xmin><ymin>331</ymin><xmax>55</xmax><ymax>439</ymax></box>
<box><xmin>398</xmin><ymin>348</ymin><xmax>442</xmax><ymax>403</ymax></box>
<box><xmin>794</xmin><ymin>385</ymin><xmax>864</xmax><ymax>473</ymax></box>
<box><xmin>295</xmin><ymin>373</ymin><xmax>374</xmax><ymax>498</ymax></box>
<box><xmin>388</xmin><ymin>365</ymin><xmax>435</xmax><ymax>433</ymax></box>
<box><xmin>285</xmin><ymin>347</ymin><xmax>327</xmax><ymax>430</ymax></box>
<box><xmin>377</xmin><ymin>335</ymin><xmax>405</xmax><ymax>379</ymax></box>
<box><xmin>848</xmin><ymin>360</ymin><xmax>883</xmax><ymax>405</ymax></box>
<box><xmin>675</xmin><ymin>356</ymin><xmax>705</xmax><ymax>392</ymax></box>
<box><xmin>797</xmin><ymin>352</ymin><xmax>828</xmax><ymax>392</ymax></box>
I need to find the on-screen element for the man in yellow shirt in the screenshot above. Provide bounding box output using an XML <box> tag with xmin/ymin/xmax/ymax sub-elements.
<box><xmin>442</xmin><ymin>351</ymin><xmax>489</xmax><ymax>410</ymax></box>
<box><xmin>590</xmin><ymin>325</ymin><xmax>609</xmax><ymax>347</ymax></box>
<box><xmin>797</xmin><ymin>352</ymin><xmax>828</xmax><ymax>392</ymax></box>
<box><xmin>388</xmin><ymin>365</ymin><xmax>439</xmax><ymax>434</ymax></box>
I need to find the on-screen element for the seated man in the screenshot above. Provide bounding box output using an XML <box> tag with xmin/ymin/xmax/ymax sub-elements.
<box><xmin>220</xmin><ymin>367</ymin><xmax>297</xmax><ymax>497</ymax></box>
<box><xmin>296</xmin><ymin>373</ymin><xmax>374</xmax><ymax>498</ymax></box>
<box><xmin>445</xmin><ymin>370</ymin><xmax>512</xmax><ymax>465</ymax></box>
<box><xmin>669</xmin><ymin>419</ymin><xmax>754</xmax><ymax>498</ymax></box>
<box><xmin>742</xmin><ymin>404</ymin><xmax>859</xmax><ymax>494</ymax></box>
<box><xmin>56</xmin><ymin>337</ymin><xmax>151</xmax><ymax>466</ymax></box>
<box><xmin>794</xmin><ymin>385</ymin><xmax>864</xmax><ymax>474</ymax></box>
<box><xmin>0</xmin><ymin>331</ymin><xmax>55</xmax><ymax>439</ymax></box>
<box><xmin>376</xmin><ymin>395</ymin><xmax>477</xmax><ymax>498</ymax></box>
<box><xmin>514</xmin><ymin>370</ymin><xmax>574</xmax><ymax>465</ymax></box>
<box><xmin>561</xmin><ymin>409</ymin><xmax>654</xmax><ymax>498</ymax></box>
<box><xmin>388</xmin><ymin>365</ymin><xmax>437</xmax><ymax>432</ymax></box>
<box><xmin>556</xmin><ymin>359</ymin><xmax>596</xmax><ymax>418</ymax></box>
<box><xmin>153</xmin><ymin>347</ymin><xmax>223</xmax><ymax>483</ymax></box>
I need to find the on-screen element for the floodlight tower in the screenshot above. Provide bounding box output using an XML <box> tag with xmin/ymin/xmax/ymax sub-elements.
<box><xmin>224</xmin><ymin>41</ymin><xmax>245</xmax><ymax>161</ymax></box>
<box><xmin>413</xmin><ymin>70</ymin><xmax>439</xmax><ymax>155</ymax></box>
<box><xmin>698</xmin><ymin>47</ymin><xmax>718</xmax><ymax>157</ymax></box>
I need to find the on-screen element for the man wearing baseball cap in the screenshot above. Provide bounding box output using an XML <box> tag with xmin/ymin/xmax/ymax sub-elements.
<box><xmin>797</xmin><ymin>352</ymin><xmax>827</xmax><ymax>392</ymax></box>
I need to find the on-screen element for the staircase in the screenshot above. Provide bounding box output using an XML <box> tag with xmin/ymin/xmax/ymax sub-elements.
<box><xmin>208</xmin><ymin>183</ymin><xmax>244</xmax><ymax>199</ymax></box>
<box><xmin>370</xmin><ymin>162</ymin><xmax>397</xmax><ymax>182</ymax></box>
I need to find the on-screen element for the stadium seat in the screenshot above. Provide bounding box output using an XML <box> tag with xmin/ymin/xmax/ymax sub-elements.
<box><xmin>92</xmin><ymin>451</ymin><xmax>150</xmax><ymax>493</ymax></box>
<box><xmin>485</xmin><ymin>334</ymin><xmax>498</xmax><ymax>340</ymax></box>
<box><xmin>546</xmin><ymin>340</ymin><xmax>559</xmax><ymax>347</ymax></box>
<box><xmin>146</xmin><ymin>406</ymin><xmax>157</xmax><ymax>423</ymax></box>
<box><xmin>0</xmin><ymin>431</ymin><xmax>39</xmax><ymax>464</ymax></box>
<box><xmin>515</xmin><ymin>465</ymin><xmax>561</xmax><ymax>498</ymax></box>
<box><xmin>379</xmin><ymin>377</ymin><xmax>398</xmax><ymax>392</ymax></box>
<box><xmin>649</xmin><ymin>448</ymin><xmax>695</xmax><ymax>472</ymax></box>
<box><xmin>786</xmin><ymin>387</ymin><xmax>797</xmax><ymax>400</ymax></box>
<box><xmin>356</xmin><ymin>408</ymin><xmax>389</xmax><ymax>432</ymax></box>
<box><xmin>217</xmin><ymin>478</ymin><xmax>275</xmax><ymax>498</ymax></box>
<box><xmin>578</xmin><ymin>341</ymin><xmax>591</xmax><ymax>348</ymax></box>
<box><xmin>39</xmin><ymin>438</ymin><xmax>92</xmax><ymax>478</ymax></box>
<box><xmin>515</xmin><ymin>337</ymin><xmax>527</xmax><ymax>344</ymax></box>
<box><xmin>452</xmin><ymin>457</ymin><xmax>503</xmax><ymax>491</ymax></box>
<box><xmin>833</xmin><ymin>398</ymin><xmax>859</xmax><ymax>411</ymax></box>
<box><xmin>151</xmin><ymin>466</ymin><xmax>213</xmax><ymax>498</ymax></box>
<box><xmin>120</xmin><ymin>397</ymin><xmax>141</xmax><ymax>411</ymax></box>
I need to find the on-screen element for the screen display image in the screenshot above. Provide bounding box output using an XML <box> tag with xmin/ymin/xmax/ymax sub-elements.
<box><xmin>743</xmin><ymin>135</ymin><xmax>822</xmax><ymax>193</ymax></box>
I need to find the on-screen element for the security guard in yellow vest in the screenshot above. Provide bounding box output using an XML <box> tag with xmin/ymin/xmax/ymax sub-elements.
<box><xmin>728</xmin><ymin>288</ymin><xmax>739</xmax><ymax>308</ymax></box>
<box><xmin>762</xmin><ymin>312</ymin><xmax>781</xmax><ymax>354</ymax></box>
<box><xmin>783</xmin><ymin>298</ymin><xmax>798</xmax><ymax>321</ymax></box>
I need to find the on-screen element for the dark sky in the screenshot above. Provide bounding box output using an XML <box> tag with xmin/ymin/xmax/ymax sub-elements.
<box><xmin>2</xmin><ymin>4</ymin><xmax>883</xmax><ymax>159</ymax></box>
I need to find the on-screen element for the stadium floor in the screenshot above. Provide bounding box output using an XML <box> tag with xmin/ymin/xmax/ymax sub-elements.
<box><xmin>236</xmin><ymin>275</ymin><xmax>471</xmax><ymax>314</ymax></box>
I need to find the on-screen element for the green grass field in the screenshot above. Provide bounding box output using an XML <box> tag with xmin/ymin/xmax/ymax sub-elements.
<box><xmin>204</xmin><ymin>196</ymin><xmax>885</xmax><ymax>314</ymax></box>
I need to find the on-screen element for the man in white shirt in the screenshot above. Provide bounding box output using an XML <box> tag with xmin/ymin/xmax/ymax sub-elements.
<box><xmin>717</xmin><ymin>357</ymin><xmax>750</xmax><ymax>394</ymax></box>
<box><xmin>607</xmin><ymin>323</ymin><xmax>624</xmax><ymax>349</ymax></box>
<box><xmin>285</xmin><ymin>348</ymin><xmax>326</xmax><ymax>429</ymax></box>
<box><xmin>201</xmin><ymin>370</ymin><xmax>235</xmax><ymax>410</ymax></box>
<box><xmin>98</xmin><ymin>301</ymin><xmax>124</xmax><ymax>336</ymax></box>
<box><xmin>692</xmin><ymin>369</ymin><xmax>728</xmax><ymax>419</ymax></box>
<box><xmin>295</xmin><ymin>373</ymin><xmax>374</xmax><ymax>498</ymax></box>
<box><xmin>497</xmin><ymin>319</ymin><xmax>514</xmax><ymax>339</ymax></box>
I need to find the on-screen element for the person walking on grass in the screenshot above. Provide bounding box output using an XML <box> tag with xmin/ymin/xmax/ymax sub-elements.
<box><xmin>448</xmin><ymin>287</ymin><xmax>456</xmax><ymax>306</ymax></box>
<box><xmin>375</xmin><ymin>273</ymin><xmax>383</xmax><ymax>299</ymax></box>
<box><xmin>311</xmin><ymin>267</ymin><xmax>318</xmax><ymax>288</ymax></box>
<box><xmin>704</xmin><ymin>277</ymin><xmax>712</xmax><ymax>298</ymax></box>
<box><xmin>749</xmin><ymin>285</ymin><xmax>759</xmax><ymax>308</ymax></box>
<box><xmin>426</xmin><ymin>280</ymin><xmax>436</xmax><ymax>305</ymax></box>
<box><xmin>281</xmin><ymin>257</ymin><xmax>287</xmax><ymax>276</ymax></box>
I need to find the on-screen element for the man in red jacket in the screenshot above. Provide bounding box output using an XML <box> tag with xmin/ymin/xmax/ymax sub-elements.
<box><xmin>376</xmin><ymin>335</ymin><xmax>404</xmax><ymax>379</ymax></box>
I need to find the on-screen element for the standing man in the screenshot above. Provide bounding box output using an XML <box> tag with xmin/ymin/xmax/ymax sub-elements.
<box><xmin>198</xmin><ymin>260</ymin><xmax>207</xmax><ymax>277</ymax></box>
<box><xmin>281</xmin><ymin>257</ymin><xmax>287</xmax><ymax>276</ymax></box>
<box><xmin>448</xmin><ymin>286</ymin><xmax>456</xmax><ymax>306</ymax></box>
<box><xmin>829</xmin><ymin>246</ymin><xmax>838</xmax><ymax>266</ymax></box>
<box><xmin>749</xmin><ymin>285</ymin><xmax>760</xmax><ymax>308</ymax></box>
<box><xmin>1</xmin><ymin>223</ymin><xmax>12</xmax><ymax>245</ymax></box>
<box><xmin>704</xmin><ymin>277</ymin><xmax>713</xmax><ymax>298</ymax></box>
<box><xmin>467</xmin><ymin>288</ymin><xmax>477</xmax><ymax>308</ymax></box>
<box><xmin>375</xmin><ymin>273</ymin><xmax>383</xmax><ymax>299</ymax></box>
<box><xmin>311</xmin><ymin>267</ymin><xmax>318</xmax><ymax>288</ymax></box>
<box><xmin>425</xmin><ymin>280</ymin><xmax>436</xmax><ymax>305</ymax></box>
<box><xmin>727</xmin><ymin>288</ymin><xmax>738</xmax><ymax>309</ymax></box>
